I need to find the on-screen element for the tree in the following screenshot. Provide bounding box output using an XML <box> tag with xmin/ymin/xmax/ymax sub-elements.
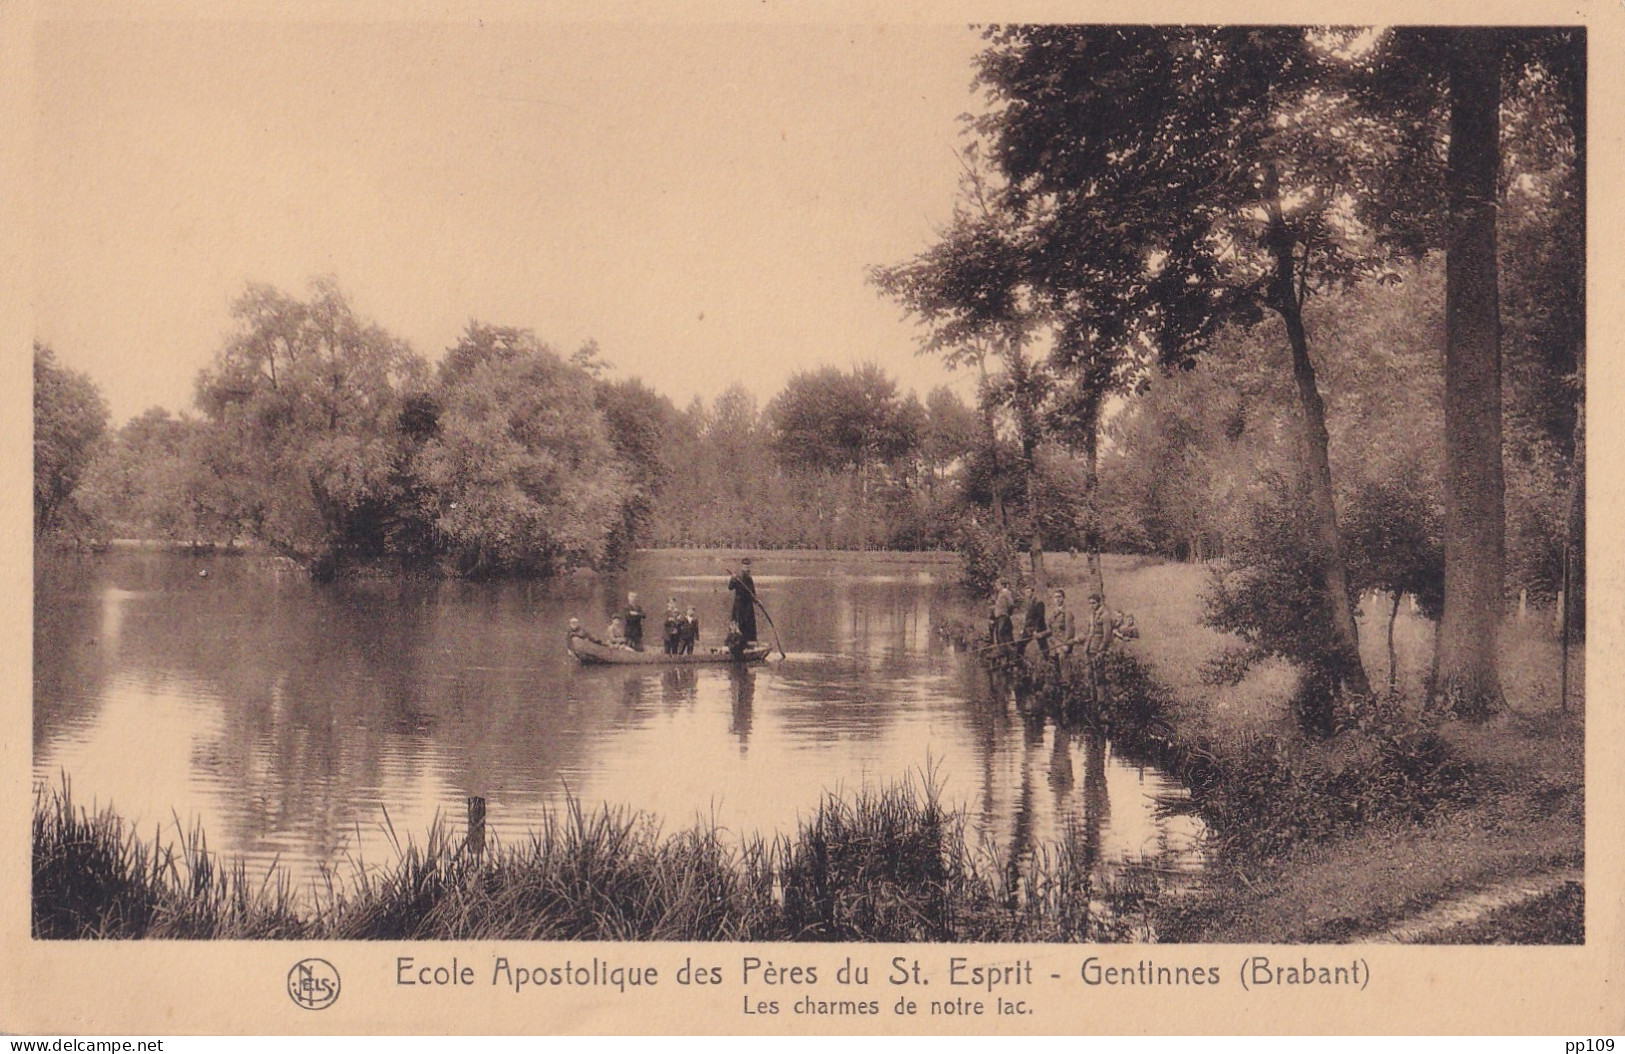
<box><xmin>1436</xmin><ymin>32</ymin><xmax>1509</xmax><ymax>714</ymax></box>
<box><xmin>643</xmin><ymin>386</ymin><xmax>762</xmax><ymax>548</ymax></box>
<box><xmin>883</xmin><ymin>26</ymin><xmax>1382</xmax><ymax>711</ymax></box>
<box><xmin>761</xmin><ymin>363</ymin><xmax>925</xmax><ymax>549</ymax></box>
<box><xmin>1203</xmin><ymin>471</ymin><xmax>1353</xmax><ymax>735</ymax></box>
<box><xmin>921</xmin><ymin>386</ymin><xmax>978</xmax><ymax>478</ymax></box>
<box><xmin>1356</xmin><ymin>27</ymin><xmax>1584</xmax><ymax>713</ymax></box>
<box><xmin>595</xmin><ymin>376</ymin><xmax>684</xmax><ymax>566</ymax></box>
<box><xmin>1343</xmin><ymin>464</ymin><xmax>1445</xmax><ymax>693</ymax></box>
<box><xmin>1097</xmin><ymin>356</ymin><xmax>1257</xmax><ymax>561</ymax></box>
<box><xmin>767</xmin><ymin>363</ymin><xmax>922</xmax><ymax>475</ymax></box>
<box><xmin>192</xmin><ymin>278</ymin><xmax>428</xmax><ymax>575</ymax></box>
<box><xmin>1101</xmin><ymin>253</ymin><xmax>1455</xmax><ymax>720</ymax></box>
<box><xmin>414</xmin><ymin>324</ymin><xmax>629</xmax><ymax>577</ymax></box>
<box><xmin>1500</xmin><ymin>62</ymin><xmax>1584</xmax><ymax>609</ymax></box>
<box><xmin>872</xmin><ymin>179</ymin><xmax>1059</xmax><ymax>583</ymax></box>
<box><xmin>915</xmin><ymin>385</ymin><xmax>979</xmax><ymax>542</ymax></box>
<box><xmin>34</xmin><ymin>342</ymin><xmax>109</xmax><ymax>540</ymax></box>
<box><xmin>76</xmin><ymin>408</ymin><xmax>240</xmax><ymax>545</ymax></box>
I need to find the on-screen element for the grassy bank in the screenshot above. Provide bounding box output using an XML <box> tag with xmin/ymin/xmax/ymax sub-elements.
<box><xmin>1046</xmin><ymin>553</ymin><xmax>1585</xmax><ymax>943</ymax></box>
<box><xmin>33</xmin><ymin>776</ymin><xmax>1146</xmax><ymax>942</ymax></box>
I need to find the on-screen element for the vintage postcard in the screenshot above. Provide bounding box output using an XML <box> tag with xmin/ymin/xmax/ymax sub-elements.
<box><xmin>4</xmin><ymin>0</ymin><xmax>1620</xmax><ymax>1037</ymax></box>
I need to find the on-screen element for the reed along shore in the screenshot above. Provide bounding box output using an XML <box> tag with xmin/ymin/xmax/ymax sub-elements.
<box><xmin>31</xmin><ymin>776</ymin><xmax>1157</xmax><ymax>942</ymax></box>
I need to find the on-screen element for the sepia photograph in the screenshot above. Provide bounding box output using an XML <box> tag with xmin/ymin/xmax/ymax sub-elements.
<box><xmin>11</xmin><ymin>7</ymin><xmax>1614</xmax><ymax>1037</ymax></box>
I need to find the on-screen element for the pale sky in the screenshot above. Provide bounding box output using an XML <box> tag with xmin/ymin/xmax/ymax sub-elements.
<box><xmin>34</xmin><ymin>18</ymin><xmax>989</xmax><ymax>424</ymax></box>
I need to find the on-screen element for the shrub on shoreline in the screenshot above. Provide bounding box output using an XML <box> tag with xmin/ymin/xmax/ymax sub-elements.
<box><xmin>1001</xmin><ymin>647</ymin><xmax>1480</xmax><ymax>863</ymax></box>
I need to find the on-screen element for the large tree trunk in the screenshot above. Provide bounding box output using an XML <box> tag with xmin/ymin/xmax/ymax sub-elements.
<box><xmin>1080</xmin><ymin>391</ymin><xmax>1106</xmax><ymax>601</ymax></box>
<box><xmin>1276</xmin><ymin>295</ymin><xmax>1372</xmax><ymax>701</ymax></box>
<box><xmin>1263</xmin><ymin>167</ymin><xmax>1371</xmax><ymax>706</ymax></box>
<box><xmin>976</xmin><ymin>355</ymin><xmax>1007</xmax><ymax>531</ymax></box>
<box><xmin>1387</xmin><ymin>590</ymin><xmax>1402</xmax><ymax>693</ymax></box>
<box><xmin>1433</xmin><ymin>31</ymin><xmax>1506</xmax><ymax>716</ymax></box>
<box><xmin>1008</xmin><ymin>344</ymin><xmax>1046</xmax><ymax>589</ymax></box>
<box><xmin>1022</xmin><ymin>434</ymin><xmax>1046</xmax><ymax>590</ymax></box>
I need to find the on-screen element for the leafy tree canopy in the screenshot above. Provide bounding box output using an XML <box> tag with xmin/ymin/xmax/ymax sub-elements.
<box><xmin>34</xmin><ymin>342</ymin><xmax>109</xmax><ymax>538</ymax></box>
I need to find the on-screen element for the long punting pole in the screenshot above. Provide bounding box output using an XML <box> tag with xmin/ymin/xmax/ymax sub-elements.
<box><xmin>729</xmin><ymin>566</ymin><xmax>787</xmax><ymax>659</ymax></box>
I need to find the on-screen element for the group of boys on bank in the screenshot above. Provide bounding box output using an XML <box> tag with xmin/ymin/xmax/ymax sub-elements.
<box><xmin>567</xmin><ymin>558</ymin><xmax>762</xmax><ymax>658</ymax></box>
<box><xmin>988</xmin><ymin>575</ymin><xmax>1137</xmax><ymax>699</ymax></box>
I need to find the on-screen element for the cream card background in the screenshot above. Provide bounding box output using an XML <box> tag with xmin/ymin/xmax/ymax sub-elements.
<box><xmin>3</xmin><ymin>0</ymin><xmax>1619</xmax><ymax>1035</ymax></box>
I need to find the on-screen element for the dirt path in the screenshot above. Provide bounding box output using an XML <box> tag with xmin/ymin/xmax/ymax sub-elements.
<box><xmin>1361</xmin><ymin>867</ymin><xmax>1584</xmax><ymax>943</ymax></box>
<box><xmin>1152</xmin><ymin>803</ymin><xmax>1584</xmax><ymax>944</ymax></box>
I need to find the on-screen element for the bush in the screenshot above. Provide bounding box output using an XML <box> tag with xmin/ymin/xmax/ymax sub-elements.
<box><xmin>958</xmin><ymin>520</ymin><xmax>1022</xmax><ymax>595</ymax></box>
<box><xmin>1201</xmin><ymin>471</ymin><xmax>1359</xmax><ymax>735</ymax></box>
<box><xmin>1180</xmin><ymin>699</ymin><xmax>1476</xmax><ymax>860</ymax></box>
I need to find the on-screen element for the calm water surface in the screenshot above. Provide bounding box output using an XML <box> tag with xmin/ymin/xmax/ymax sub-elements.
<box><xmin>34</xmin><ymin>550</ymin><xmax>1206</xmax><ymax>889</ymax></box>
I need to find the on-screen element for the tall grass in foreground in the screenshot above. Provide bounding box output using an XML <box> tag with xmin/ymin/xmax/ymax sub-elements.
<box><xmin>33</xmin><ymin>776</ymin><xmax>1145</xmax><ymax>942</ymax></box>
<box><xmin>32</xmin><ymin>780</ymin><xmax>311</xmax><ymax>938</ymax></box>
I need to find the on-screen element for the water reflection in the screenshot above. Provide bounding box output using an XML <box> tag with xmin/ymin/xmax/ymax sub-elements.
<box><xmin>34</xmin><ymin>550</ymin><xmax>1206</xmax><ymax>890</ymax></box>
<box><xmin>727</xmin><ymin>667</ymin><xmax>754</xmax><ymax>752</ymax></box>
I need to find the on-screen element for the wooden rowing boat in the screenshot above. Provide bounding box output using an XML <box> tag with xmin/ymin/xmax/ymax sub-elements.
<box><xmin>567</xmin><ymin>635</ymin><xmax>771</xmax><ymax>666</ymax></box>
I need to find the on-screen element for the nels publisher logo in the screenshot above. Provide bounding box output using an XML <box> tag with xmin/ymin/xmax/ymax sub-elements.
<box><xmin>287</xmin><ymin>958</ymin><xmax>341</xmax><ymax>1011</ymax></box>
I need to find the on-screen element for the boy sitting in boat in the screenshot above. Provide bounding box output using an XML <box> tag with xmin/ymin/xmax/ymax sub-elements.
<box><xmin>723</xmin><ymin>619</ymin><xmax>747</xmax><ymax>660</ymax></box>
<box><xmin>606</xmin><ymin>616</ymin><xmax>632</xmax><ymax>649</ymax></box>
<box><xmin>567</xmin><ymin>617</ymin><xmax>604</xmax><ymax>646</ymax></box>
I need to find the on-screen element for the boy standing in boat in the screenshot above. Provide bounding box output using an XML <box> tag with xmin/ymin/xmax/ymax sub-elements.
<box><xmin>726</xmin><ymin>559</ymin><xmax>759</xmax><ymax>643</ymax></box>
<box><xmin>679</xmin><ymin>606</ymin><xmax>700</xmax><ymax>654</ymax></box>
<box><xmin>662</xmin><ymin>598</ymin><xmax>683</xmax><ymax>654</ymax></box>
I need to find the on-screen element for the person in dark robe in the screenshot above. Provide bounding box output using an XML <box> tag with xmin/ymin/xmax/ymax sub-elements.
<box><xmin>624</xmin><ymin>592</ymin><xmax>646</xmax><ymax>651</ymax></box>
<box><xmin>727</xmin><ymin>558</ymin><xmax>759</xmax><ymax>642</ymax></box>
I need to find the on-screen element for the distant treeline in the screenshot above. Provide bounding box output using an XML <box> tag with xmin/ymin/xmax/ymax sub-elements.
<box><xmin>34</xmin><ymin>288</ymin><xmax>1002</xmax><ymax>576</ymax></box>
<box><xmin>36</xmin><ymin>243</ymin><xmax>1578</xmax><ymax>602</ymax></box>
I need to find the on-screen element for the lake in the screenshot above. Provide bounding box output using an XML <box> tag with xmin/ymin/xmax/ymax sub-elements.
<box><xmin>34</xmin><ymin>548</ymin><xmax>1206</xmax><ymax>895</ymax></box>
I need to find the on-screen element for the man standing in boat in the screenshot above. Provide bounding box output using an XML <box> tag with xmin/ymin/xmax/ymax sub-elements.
<box><xmin>726</xmin><ymin>558</ymin><xmax>759</xmax><ymax>643</ymax></box>
<box><xmin>624</xmin><ymin>591</ymin><xmax>646</xmax><ymax>651</ymax></box>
